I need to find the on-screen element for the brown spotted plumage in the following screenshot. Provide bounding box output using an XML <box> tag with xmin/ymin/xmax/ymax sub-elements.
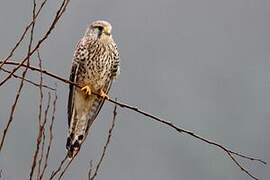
<box><xmin>66</xmin><ymin>20</ymin><xmax>120</xmax><ymax>158</ymax></box>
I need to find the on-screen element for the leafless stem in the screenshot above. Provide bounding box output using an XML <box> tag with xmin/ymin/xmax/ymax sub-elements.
<box><xmin>36</xmin><ymin>48</ymin><xmax>44</xmax><ymax>179</ymax></box>
<box><xmin>0</xmin><ymin>1</ymin><xmax>266</xmax><ymax>179</ymax></box>
<box><xmin>0</xmin><ymin>0</ymin><xmax>48</xmax><ymax>69</ymax></box>
<box><xmin>39</xmin><ymin>90</ymin><xmax>57</xmax><ymax>180</ymax></box>
<box><xmin>37</xmin><ymin>130</ymin><xmax>46</xmax><ymax>179</ymax></box>
<box><xmin>89</xmin><ymin>104</ymin><xmax>118</xmax><ymax>180</ymax></box>
<box><xmin>29</xmin><ymin>93</ymin><xmax>51</xmax><ymax>180</ymax></box>
<box><xmin>0</xmin><ymin>0</ymin><xmax>37</xmax><ymax>152</ymax></box>
<box><xmin>57</xmin><ymin>155</ymin><xmax>77</xmax><ymax>180</ymax></box>
<box><xmin>0</xmin><ymin>67</ymin><xmax>54</xmax><ymax>90</ymax></box>
<box><xmin>0</xmin><ymin>0</ymin><xmax>70</xmax><ymax>87</ymax></box>
<box><xmin>88</xmin><ymin>160</ymin><xmax>93</xmax><ymax>180</ymax></box>
<box><xmin>1</xmin><ymin>60</ymin><xmax>266</xmax><ymax>179</ymax></box>
<box><xmin>49</xmin><ymin>155</ymin><xmax>68</xmax><ymax>180</ymax></box>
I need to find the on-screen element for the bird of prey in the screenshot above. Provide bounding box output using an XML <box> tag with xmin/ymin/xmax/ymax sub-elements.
<box><xmin>66</xmin><ymin>20</ymin><xmax>120</xmax><ymax>158</ymax></box>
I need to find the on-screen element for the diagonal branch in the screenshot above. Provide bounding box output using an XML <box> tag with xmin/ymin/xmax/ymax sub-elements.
<box><xmin>0</xmin><ymin>67</ymin><xmax>55</xmax><ymax>90</ymax></box>
<box><xmin>0</xmin><ymin>61</ymin><xmax>266</xmax><ymax>180</ymax></box>
<box><xmin>1</xmin><ymin>61</ymin><xmax>266</xmax><ymax>165</ymax></box>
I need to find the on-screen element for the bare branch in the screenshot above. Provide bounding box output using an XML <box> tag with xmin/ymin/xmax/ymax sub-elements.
<box><xmin>37</xmin><ymin>130</ymin><xmax>46</xmax><ymax>179</ymax></box>
<box><xmin>1</xmin><ymin>61</ymin><xmax>267</xmax><ymax>179</ymax></box>
<box><xmin>39</xmin><ymin>90</ymin><xmax>57</xmax><ymax>180</ymax></box>
<box><xmin>0</xmin><ymin>60</ymin><xmax>30</xmax><ymax>152</ymax></box>
<box><xmin>29</xmin><ymin>93</ymin><xmax>51</xmax><ymax>180</ymax></box>
<box><xmin>88</xmin><ymin>160</ymin><xmax>93</xmax><ymax>180</ymax></box>
<box><xmin>0</xmin><ymin>67</ymin><xmax>55</xmax><ymax>90</ymax></box>
<box><xmin>36</xmin><ymin>48</ymin><xmax>44</xmax><ymax>179</ymax></box>
<box><xmin>0</xmin><ymin>0</ymin><xmax>48</xmax><ymax>69</ymax></box>
<box><xmin>49</xmin><ymin>155</ymin><xmax>68</xmax><ymax>180</ymax></box>
<box><xmin>90</xmin><ymin>104</ymin><xmax>118</xmax><ymax>180</ymax></box>
<box><xmin>0</xmin><ymin>0</ymin><xmax>70</xmax><ymax>87</ymax></box>
<box><xmin>0</xmin><ymin>0</ymin><xmax>37</xmax><ymax>152</ymax></box>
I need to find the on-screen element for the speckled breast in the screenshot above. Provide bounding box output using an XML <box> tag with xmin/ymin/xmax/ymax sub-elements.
<box><xmin>84</xmin><ymin>44</ymin><xmax>113</xmax><ymax>91</ymax></box>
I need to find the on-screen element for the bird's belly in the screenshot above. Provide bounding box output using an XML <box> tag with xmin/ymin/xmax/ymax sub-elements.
<box><xmin>86</xmin><ymin>69</ymin><xmax>109</xmax><ymax>91</ymax></box>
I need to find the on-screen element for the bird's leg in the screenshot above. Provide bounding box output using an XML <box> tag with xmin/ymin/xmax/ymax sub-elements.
<box><xmin>98</xmin><ymin>88</ymin><xmax>109</xmax><ymax>99</ymax></box>
<box><xmin>81</xmin><ymin>85</ymin><xmax>92</xmax><ymax>96</ymax></box>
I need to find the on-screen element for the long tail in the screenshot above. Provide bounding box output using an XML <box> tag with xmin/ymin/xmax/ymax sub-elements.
<box><xmin>66</xmin><ymin>132</ymin><xmax>81</xmax><ymax>158</ymax></box>
<box><xmin>66</xmin><ymin>95</ymin><xmax>106</xmax><ymax>159</ymax></box>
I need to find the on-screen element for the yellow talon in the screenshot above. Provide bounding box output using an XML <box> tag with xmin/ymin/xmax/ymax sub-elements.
<box><xmin>81</xmin><ymin>85</ymin><xmax>91</xmax><ymax>96</ymax></box>
<box><xmin>99</xmin><ymin>89</ymin><xmax>109</xmax><ymax>99</ymax></box>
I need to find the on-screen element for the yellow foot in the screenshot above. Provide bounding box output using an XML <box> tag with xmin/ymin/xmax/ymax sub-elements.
<box><xmin>99</xmin><ymin>89</ymin><xmax>109</xmax><ymax>99</ymax></box>
<box><xmin>81</xmin><ymin>85</ymin><xmax>91</xmax><ymax>96</ymax></box>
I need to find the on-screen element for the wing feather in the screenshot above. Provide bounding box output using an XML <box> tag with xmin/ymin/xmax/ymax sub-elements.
<box><xmin>67</xmin><ymin>62</ymin><xmax>78</xmax><ymax>127</ymax></box>
<box><xmin>85</xmin><ymin>79</ymin><xmax>112</xmax><ymax>133</ymax></box>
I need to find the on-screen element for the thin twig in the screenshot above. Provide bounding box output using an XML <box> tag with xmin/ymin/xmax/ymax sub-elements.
<box><xmin>88</xmin><ymin>160</ymin><xmax>93</xmax><ymax>180</ymax></box>
<box><xmin>39</xmin><ymin>90</ymin><xmax>57</xmax><ymax>180</ymax></box>
<box><xmin>0</xmin><ymin>67</ymin><xmax>54</xmax><ymax>90</ymax></box>
<box><xmin>37</xmin><ymin>130</ymin><xmax>46</xmax><ymax>179</ymax></box>
<box><xmin>29</xmin><ymin>93</ymin><xmax>51</xmax><ymax>180</ymax></box>
<box><xmin>1</xmin><ymin>60</ymin><xmax>266</xmax><ymax>169</ymax></box>
<box><xmin>0</xmin><ymin>0</ymin><xmax>70</xmax><ymax>87</ymax></box>
<box><xmin>49</xmin><ymin>155</ymin><xmax>68</xmax><ymax>180</ymax></box>
<box><xmin>0</xmin><ymin>0</ymin><xmax>37</xmax><ymax>152</ymax></box>
<box><xmin>90</xmin><ymin>104</ymin><xmax>118</xmax><ymax>180</ymax></box>
<box><xmin>36</xmin><ymin>48</ymin><xmax>44</xmax><ymax>179</ymax></box>
<box><xmin>57</xmin><ymin>154</ymin><xmax>78</xmax><ymax>180</ymax></box>
<box><xmin>0</xmin><ymin>0</ymin><xmax>48</xmax><ymax>69</ymax></box>
<box><xmin>52</xmin><ymin>105</ymin><xmax>118</xmax><ymax>180</ymax></box>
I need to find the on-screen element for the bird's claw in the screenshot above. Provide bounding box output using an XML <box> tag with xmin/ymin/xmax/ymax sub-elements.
<box><xmin>99</xmin><ymin>89</ymin><xmax>109</xmax><ymax>99</ymax></box>
<box><xmin>81</xmin><ymin>85</ymin><xmax>91</xmax><ymax>96</ymax></box>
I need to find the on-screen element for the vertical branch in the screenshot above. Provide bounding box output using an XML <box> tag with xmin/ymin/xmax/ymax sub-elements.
<box><xmin>37</xmin><ymin>131</ymin><xmax>46</xmax><ymax>178</ymax></box>
<box><xmin>49</xmin><ymin>155</ymin><xmax>68</xmax><ymax>180</ymax></box>
<box><xmin>36</xmin><ymin>49</ymin><xmax>44</xmax><ymax>179</ymax></box>
<box><xmin>29</xmin><ymin>93</ymin><xmax>51</xmax><ymax>180</ymax></box>
<box><xmin>39</xmin><ymin>90</ymin><xmax>58</xmax><ymax>180</ymax></box>
<box><xmin>0</xmin><ymin>0</ymin><xmax>37</xmax><ymax>152</ymax></box>
<box><xmin>89</xmin><ymin>104</ymin><xmax>118</xmax><ymax>180</ymax></box>
<box><xmin>88</xmin><ymin>160</ymin><xmax>93</xmax><ymax>180</ymax></box>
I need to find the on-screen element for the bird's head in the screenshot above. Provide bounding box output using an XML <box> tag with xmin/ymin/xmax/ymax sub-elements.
<box><xmin>85</xmin><ymin>20</ymin><xmax>112</xmax><ymax>40</ymax></box>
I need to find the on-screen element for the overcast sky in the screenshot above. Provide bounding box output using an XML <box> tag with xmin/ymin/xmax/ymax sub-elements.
<box><xmin>0</xmin><ymin>0</ymin><xmax>269</xmax><ymax>180</ymax></box>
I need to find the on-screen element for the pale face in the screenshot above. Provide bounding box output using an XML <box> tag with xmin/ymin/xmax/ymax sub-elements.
<box><xmin>85</xmin><ymin>20</ymin><xmax>112</xmax><ymax>39</ymax></box>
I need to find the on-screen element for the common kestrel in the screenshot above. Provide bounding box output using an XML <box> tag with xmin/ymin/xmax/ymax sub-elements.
<box><xmin>66</xmin><ymin>20</ymin><xmax>120</xmax><ymax>158</ymax></box>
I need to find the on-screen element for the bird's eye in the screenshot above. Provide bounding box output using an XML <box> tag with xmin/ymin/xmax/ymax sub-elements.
<box><xmin>97</xmin><ymin>26</ymin><xmax>103</xmax><ymax>31</ymax></box>
<box><xmin>93</xmin><ymin>26</ymin><xmax>103</xmax><ymax>35</ymax></box>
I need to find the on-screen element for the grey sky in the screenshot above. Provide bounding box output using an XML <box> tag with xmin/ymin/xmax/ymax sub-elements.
<box><xmin>0</xmin><ymin>0</ymin><xmax>269</xmax><ymax>179</ymax></box>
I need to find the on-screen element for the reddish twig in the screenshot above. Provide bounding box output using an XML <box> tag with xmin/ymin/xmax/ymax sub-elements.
<box><xmin>37</xmin><ymin>130</ymin><xmax>46</xmax><ymax>179</ymax></box>
<box><xmin>39</xmin><ymin>90</ymin><xmax>57</xmax><ymax>180</ymax></box>
<box><xmin>88</xmin><ymin>160</ymin><xmax>93</xmax><ymax>180</ymax></box>
<box><xmin>29</xmin><ymin>93</ymin><xmax>51</xmax><ymax>180</ymax></box>
<box><xmin>36</xmin><ymin>48</ymin><xmax>44</xmax><ymax>179</ymax></box>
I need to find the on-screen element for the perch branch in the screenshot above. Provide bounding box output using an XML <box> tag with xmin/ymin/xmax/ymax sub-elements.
<box><xmin>0</xmin><ymin>60</ymin><xmax>266</xmax><ymax>180</ymax></box>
